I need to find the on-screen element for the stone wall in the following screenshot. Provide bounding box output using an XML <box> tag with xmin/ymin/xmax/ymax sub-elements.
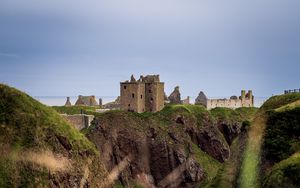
<box><xmin>207</xmin><ymin>99</ymin><xmax>242</xmax><ymax>110</ymax></box>
<box><xmin>120</xmin><ymin>75</ymin><xmax>165</xmax><ymax>113</ymax></box>
<box><xmin>205</xmin><ymin>90</ymin><xmax>254</xmax><ymax>110</ymax></box>
<box><xmin>120</xmin><ymin>82</ymin><xmax>145</xmax><ymax>113</ymax></box>
<box><xmin>145</xmin><ymin>82</ymin><xmax>165</xmax><ymax>112</ymax></box>
<box><xmin>61</xmin><ymin>114</ymin><xmax>94</xmax><ymax>130</ymax></box>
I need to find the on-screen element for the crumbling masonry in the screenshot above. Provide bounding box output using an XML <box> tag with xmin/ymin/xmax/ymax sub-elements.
<box><xmin>120</xmin><ymin>75</ymin><xmax>165</xmax><ymax>113</ymax></box>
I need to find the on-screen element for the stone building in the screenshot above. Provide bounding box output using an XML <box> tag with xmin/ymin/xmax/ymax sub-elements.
<box><xmin>64</xmin><ymin>97</ymin><xmax>72</xmax><ymax>106</ymax></box>
<box><xmin>120</xmin><ymin>74</ymin><xmax>165</xmax><ymax>113</ymax></box>
<box><xmin>75</xmin><ymin>95</ymin><xmax>99</xmax><ymax>106</ymax></box>
<box><xmin>168</xmin><ymin>86</ymin><xmax>181</xmax><ymax>104</ymax></box>
<box><xmin>195</xmin><ymin>91</ymin><xmax>207</xmax><ymax>106</ymax></box>
<box><xmin>61</xmin><ymin>114</ymin><xmax>94</xmax><ymax>130</ymax></box>
<box><xmin>196</xmin><ymin>90</ymin><xmax>254</xmax><ymax>110</ymax></box>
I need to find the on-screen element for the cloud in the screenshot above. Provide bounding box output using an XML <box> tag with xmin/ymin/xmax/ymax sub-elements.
<box><xmin>0</xmin><ymin>0</ymin><xmax>299</xmax><ymax>96</ymax></box>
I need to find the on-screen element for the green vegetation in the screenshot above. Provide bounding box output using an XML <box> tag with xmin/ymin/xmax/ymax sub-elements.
<box><xmin>275</xmin><ymin>99</ymin><xmax>300</xmax><ymax>112</ymax></box>
<box><xmin>157</xmin><ymin>104</ymin><xmax>211</xmax><ymax>127</ymax></box>
<box><xmin>191</xmin><ymin>144</ymin><xmax>222</xmax><ymax>187</ymax></box>
<box><xmin>260</xmin><ymin>93</ymin><xmax>300</xmax><ymax>111</ymax></box>
<box><xmin>210</xmin><ymin>107</ymin><xmax>257</xmax><ymax>124</ymax></box>
<box><xmin>0</xmin><ymin>84</ymin><xmax>273</xmax><ymax>187</ymax></box>
<box><xmin>239</xmin><ymin>93</ymin><xmax>300</xmax><ymax>188</ymax></box>
<box><xmin>52</xmin><ymin>105</ymin><xmax>100</xmax><ymax>116</ymax></box>
<box><xmin>0</xmin><ymin>84</ymin><xmax>107</xmax><ymax>187</ymax></box>
<box><xmin>263</xmin><ymin>107</ymin><xmax>300</xmax><ymax>162</ymax></box>
<box><xmin>262</xmin><ymin>153</ymin><xmax>300</xmax><ymax>188</ymax></box>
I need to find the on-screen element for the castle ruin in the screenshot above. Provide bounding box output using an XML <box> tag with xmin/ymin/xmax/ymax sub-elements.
<box><xmin>75</xmin><ymin>95</ymin><xmax>99</xmax><ymax>106</ymax></box>
<box><xmin>196</xmin><ymin>90</ymin><xmax>254</xmax><ymax>110</ymax></box>
<box><xmin>120</xmin><ymin>75</ymin><xmax>165</xmax><ymax>113</ymax></box>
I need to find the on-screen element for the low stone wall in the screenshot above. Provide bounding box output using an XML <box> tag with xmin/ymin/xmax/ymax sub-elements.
<box><xmin>61</xmin><ymin>114</ymin><xmax>94</xmax><ymax>130</ymax></box>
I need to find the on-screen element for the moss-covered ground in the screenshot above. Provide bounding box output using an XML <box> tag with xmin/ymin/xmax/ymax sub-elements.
<box><xmin>0</xmin><ymin>84</ymin><xmax>107</xmax><ymax>187</ymax></box>
<box><xmin>52</xmin><ymin>105</ymin><xmax>101</xmax><ymax>116</ymax></box>
<box><xmin>239</xmin><ymin>93</ymin><xmax>300</xmax><ymax>188</ymax></box>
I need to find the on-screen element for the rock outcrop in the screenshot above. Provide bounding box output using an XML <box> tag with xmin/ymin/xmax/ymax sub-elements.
<box><xmin>86</xmin><ymin>104</ymin><xmax>234</xmax><ymax>187</ymax></box>
<box><xmin>87</xmin><ymin>112</ymin><xmax>207</xmax><ymax>187</ymax></box>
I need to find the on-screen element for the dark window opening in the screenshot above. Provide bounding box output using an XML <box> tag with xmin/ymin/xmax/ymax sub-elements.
<box><xmin>132</xmin><ymin>93</ymin><xmax>135</xmax><ymax>98</ymax></box>
<box><xmin>128</xmin><ymin>104</ymin><xmax>130</xmax><ymax>107</ymax></box>
<box><xmin>124</xmin><ymin>86</ymin><xmax>127</xmax><ymax>89</ymax></box>
<box><xmin>150</xmin><ymin>97</ymin><xmax>153</xmax><ymax>101</ymax></box>
<box><xmin>141</xmin><ymin>95</ymin><xmax>143</xmax><ymax>99</ymax></box>
<box><xmin>149</xmin><ymin>90</ymin><xmax>152</xmax><ymax>93</ymax></box>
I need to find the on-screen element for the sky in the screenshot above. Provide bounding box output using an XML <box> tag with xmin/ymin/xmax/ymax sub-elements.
<box><xmin>0</xmin><ymin>0</ymin><xmax>299</xmax><ymax>98</ymax></box>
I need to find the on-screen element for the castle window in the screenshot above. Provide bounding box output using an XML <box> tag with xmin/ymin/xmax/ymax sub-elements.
<box><xmin>128</xmin><ymin>104</ymin><xmax>130</xmax><ymax>107</ymax></box>
<box><xmin>132</xmin><ymin>93</ymin><xmax>135</xmax><ymax>98</ymax></box>
<box><xmin>149</xmin><ymin>90</ymin><xmax>152</xmax><ymax>93</ymax></box>
<box><xmin>141</xmin><ymin>95</ymin><xmax>143</xmax><ymax>99</ymax></box>
<box><xmin>124</xmin><ymin>86</ymin><xmax>127</xmax><ymax>89</ymax></box>
<box><xmin>150</xmin><ymin>97</ymin><xmax>153</xmax><ymax>101</ymax></box>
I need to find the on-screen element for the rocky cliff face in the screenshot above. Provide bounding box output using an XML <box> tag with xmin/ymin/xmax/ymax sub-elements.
<box><xmin>86</xmin><ymin>105</ymin><xmax>235</xmax><ymax>187</ymax></box>
<box><xmin>0</xmin><ymin>84</ymin><xmax>108</xmax><ymax>188</ymax></box>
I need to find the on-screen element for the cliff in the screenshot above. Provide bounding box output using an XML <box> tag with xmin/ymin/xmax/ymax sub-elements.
<box><xmin>85</xmin><ymin>105</ymin><xmax>257</xmax><ymax>187</ymax></box>
<box><xmin>6</xmin><ymin>83</ymin><xmax>299</xmax><ymax>188</ymax></box>
<box><xmin>0</xmin><ymin>84</ymin><xmax>108</xmax><ymax>187</ymax></box>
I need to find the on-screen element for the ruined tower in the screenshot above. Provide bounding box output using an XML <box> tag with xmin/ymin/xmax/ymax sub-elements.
<box><xmin>64</xmin><ymin>97</ymin><xmax>72</xmax><ymax>106</ymax></box>
<box><xmin>120</xmin><ymin>75</ymin><xmax>164</xmax><ymax>113</ymax></box>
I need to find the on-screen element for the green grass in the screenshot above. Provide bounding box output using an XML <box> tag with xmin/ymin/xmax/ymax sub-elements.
<box><xmin>239</xmin><ymin>93</ymin><xmax>300</xmax><ymax>188</ymax></box>
<box><xmin>275</xmin><ymin>99</ymin><xmax>300</xmax><ymax>112</ymax></box>
<box><xmin>262</xmin><ymin>153</ymin><xmax>300</xmax><ymax>188</ymax></box>
<box><xmin>0</xmin><ymin>84</ymin><xmax>107</xmax><ymax>187</ymax></box>
<box><xmin>210</xmin><ymin>107</ymin><xmax>258</xmax><ymax>124</ymax></box>
<box><xmin>260</xmin><ymin>93</ymin><xmax>300</xmax><ymax>111</ymax></box>
<box><xmin>189</xmin><ymin>143</ymin><xmax>222</xmax><ymax>188</ymax></box>
<box><xmin>52</xmin><ymin>105</ymin><xmax>100</xmax><ymax>116</ymax></box>
<box><xmin>191</xmin><ymin>143</ymin><xmax>221</xmax><ymax>179</ymax></box>
<box><xmin>263</xmin><ymin>107</ymin><xmax>300</xmax><ymax>163</ymax></box>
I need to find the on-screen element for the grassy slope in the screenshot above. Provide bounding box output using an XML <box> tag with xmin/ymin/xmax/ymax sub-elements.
<box><xmin>262</xmin><ymin>152</ymin><xmax>300</xmax><ymax>188</ymax></box>
<box><xmin>239</xmin><ymin>93</ymin><xmax>300</xmax><ymax>188</ymax></box>
<box><xmin>0</xmin><ymin>84</ymin><xmax>107</xmax><ymax>187</ymax></box>
<box><xmin>210</xmin><ymin>107</ymin><xmax>257</xmax><ymax>124</ymax></box>
<box><xmin>52</xmin><ymin>105</ymin><xmax>100</xmax><ymax>116</ymax></box>
<box><xmin>209</xmin><ymin>108</ymin><xmax>257</xmax><ymax>188</ymax></box>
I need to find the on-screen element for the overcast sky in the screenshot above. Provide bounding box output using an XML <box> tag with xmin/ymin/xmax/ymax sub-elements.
<box><xmin>0</xmin><ymin>0</ymin><xmax>299</xmax><ymax>97</ymax></box>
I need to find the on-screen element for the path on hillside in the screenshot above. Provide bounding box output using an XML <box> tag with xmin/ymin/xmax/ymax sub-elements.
<box><xmin>238</xmin><ymin>113</ymin><xmax>267</xmax><ymax>188</ymax></box>
<box><xmin>216</xmin><ymin>131</ymin><xmax>248</xmax><ymax>188</ymax></box>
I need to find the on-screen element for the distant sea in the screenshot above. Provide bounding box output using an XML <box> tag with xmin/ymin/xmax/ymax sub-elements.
<box><xmin>34</xmin><ymin>96</ymin><xmax>268</xmax><ymax>107</ymax></box>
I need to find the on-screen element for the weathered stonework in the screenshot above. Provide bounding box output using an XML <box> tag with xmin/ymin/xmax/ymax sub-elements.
<box><xmin>197</xmin><ymin>90</ymin><xmax>254</xmax><ymax>110</ymax></box>
<box><xmin>61</xmin><ymin>114</ymin><xmax>94</xmax><ymax>130</ymax></box>
<box><xmin>195</xmin><ymin>92</ymin><xmax>207</xmax><ymax>107</ymax></box>
<box><xmin>181</xmin><ymin>96</ymin><xmax>190</xmax><ymax>104</ymax></box>
<box><xmin>75</xmin><ymin>95</ymin><xmax>98</xmax><ymax>106</ymax></box>
<box><xmin>64</xmin><ymin>97</ymin><xmax>72</xmax><ymax>106</ymax></box>
<box><xmin>168</xmin><ymin>86</ymin><xmax>181</xmax><ymax>104</ymax></box>
<box><xmin>120</xmin><ymin>75</ymin><xmax>165</xmax><ymax>113</ymax></box>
